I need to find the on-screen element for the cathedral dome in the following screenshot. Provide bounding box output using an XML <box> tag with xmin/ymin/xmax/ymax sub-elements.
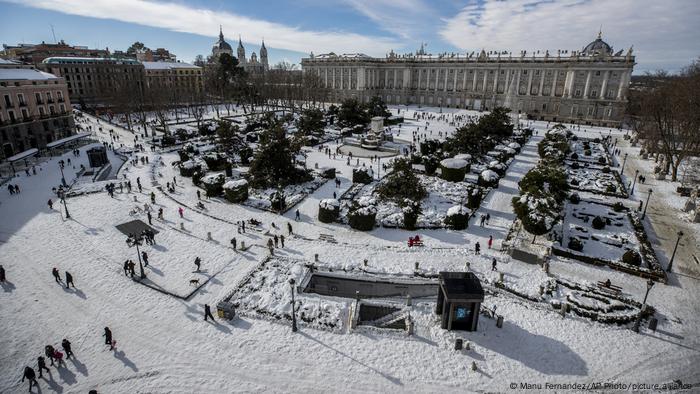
<box><xmin>582</xmin><ymin>33</ymin><xmax>612</xmax><ymax>56</ymax></box>
<box><xmin>212</xmin><ymin>27</ymin><xmax>232</xmax><ymax>53</ymax></box>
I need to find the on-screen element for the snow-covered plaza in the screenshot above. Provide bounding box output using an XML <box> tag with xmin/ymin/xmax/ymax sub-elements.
<box><xmin>1</xmin><ymin>105</ymin><xmax>698</xmax><ymax>393</ymax></box>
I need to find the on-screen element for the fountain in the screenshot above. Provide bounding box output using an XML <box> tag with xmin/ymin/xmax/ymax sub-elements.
<box><xmin>361</xmin><ymin>116</ymin><xmax>384</xmax><ymax>150</ymax></box>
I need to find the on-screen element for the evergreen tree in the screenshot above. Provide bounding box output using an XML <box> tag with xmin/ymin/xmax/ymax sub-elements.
<box><xmin>295</xmin><ymin>108</ymin><xmax>325</xmax><ymax>143</ymax></box>
<box><xmin>248</xmin><ymin>120</ymin><xmax>309</xmax><ymax>188</ymax></box>
<box><xmin>364</xmin><ymin>96</ymin><xmax>391</xmax><ymax>118</ymax></box>
<box><xmin>338</xmin><ymin>98</ymin><xmax>370</xmax><ymax>127</ymax></box>
<box><xmin>377</xmin><ymin>158</ymin><xmax>427</xmax><ymax>204</ymax></box>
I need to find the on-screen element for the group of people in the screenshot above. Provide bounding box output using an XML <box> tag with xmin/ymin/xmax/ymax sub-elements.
<box><xmin>51</xmin><ymin>267</ymin><xmax>76</xmax><ymax>288</ymax></box>
<box><xmin>7</xmin><ymin>183</ymin><xmax>21</xmax><ymax>195</ymax></box>
<box><xmin>21</xmin><ymin>338</ymin><xmax>75</xmax><ymax>391</ymax></box>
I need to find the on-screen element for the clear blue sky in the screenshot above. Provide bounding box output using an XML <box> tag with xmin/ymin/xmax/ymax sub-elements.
<box><xmin>1</xmin><ymin>0</ymin><xmax>698</xmax><ymax>73</ymax></box>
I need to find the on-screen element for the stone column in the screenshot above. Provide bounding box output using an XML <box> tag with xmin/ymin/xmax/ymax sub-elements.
<box><xmin>472</xmin><ymin>70</ymin><xmax>478</xmax><ymax>91</ymax></box>
<box><xmin>515</xmin><ymin>69</ymin><xmax>521</xmax><ymax>95</ymax></box>
<box><xmin>551</xmin><ymin>70</ymin><xmax>558</xmax><ymax>96</ymax></box>
<box><xmin>403</xmin><ymin>68</ymin><xmax>411</xmax><ymax>90</ymax></box>
<box><xmin>435</xmin><ymin>69</ymin><xmax>440</xmax><ymax>92</ymax></box>
<box><xmin>453</xmin><ymin>70</ymin><xmax>458</xmax><ymax>91</ymax></box>
<box><xmin>526</xmin><ymin>70</ymin><xmax>533</xmax><ymax>95</ymax></box>
<box><xmin>482</xmin><ymin>70</ymin><xmax>488</xmax><ymax>92</ymax></box>
<box><xmin>583</xmin><ymin>70</ymin><xmax>592</xmax><ymax>98</ymax></box>
<box><xmin>600</xmin><ymin>70</ymin><xmax>610</xmax><ymax>99</ymax></box>
<box><xmin>462</xmin><ymin>68</ymin><xmax>468</xmax><ymax>91</ymax></box>
<box><xmin>503</xmin><ymin>69</ymin><xmax>510</xmax><ymax>94</ymax></box>
<box><xmin>357</xmin><ymin>67</ymin><xmax>365</xmax><ymax>91</ymax></box>
<box><xmin>393</xmin><ymin>69</ymin><xmax>398</xmax><ymax>90</ymax></box>
<box><xmin>493</xmin><ymin>69</ymin><xmax>499</xmax><ymax>93</ymax></box>
<box><xmin>538</xmin><ymin>71</ymin><xmax>545</xmax><ymax>96</ymax></box>
<box><xmin>616</xmin><ymin>70</ymin><xmax>628</xmax><ymax>100</ymax></box>
<box><xmin>565</xmin><ymin>69</ymin><xmax>574</xmax><ymax>98</ymax></box>
<box><xmin>444</xmin><ymin>69</ymin><xmax>449</xmax><ymax>92</ymax></box>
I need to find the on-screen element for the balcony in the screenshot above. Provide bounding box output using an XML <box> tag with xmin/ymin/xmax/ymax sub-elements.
<box><xmin>18</xmin><ymin>101</ymin><xmax>28</xmax><ymax>107</ymax></box>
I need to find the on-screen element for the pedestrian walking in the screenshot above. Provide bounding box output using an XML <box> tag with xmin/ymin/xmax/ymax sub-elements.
<box><xmin>204</xmin><ymin>304</ymin><xmax>215</xmax><ymax>321</ymax></box>
<box><xmin>267</xmin><ymin>238</ymin><xmax>274</xmax><ymax>254</ymax></box>
<box><xmin>197</xmin><ymin>190</ymin><xmax>201</xmax><ymax>200</ymax></box>
<box><xmin>295</xmin><ymin>209</ymin><xmax>300</xmax><ymax>221</ymax></box>
<box><xmin>178</xmin><ymin>207</ymin><xmax>184</xmax><ymax>218</ymax></box>
<box><xmin>128</xmin><ymin>260</ymin><xmax>136</xmax><ymax>277</ymax></box>
<box><xmin>15</xmin><ymin>184</ymin><xmax>20</xmax><ymax>193</ymax></box>
<box><xmin>61</xmin><ymin>338</ymin><xmax>73</xmax><ymax>359</ymax></box>
<box><xmin>488</xmin><ymin>235</ymin><xmax>493</xmax><ymax>249</ymax></box>
<box><xmin>274</xmin><ymin>235</ymin><xmax>279</xmax><ymax>248</ymax></box>
<box><xmin>0</xmin><ymin>264</ymin><xmax>5</xmax><ymax>282</ymax></box>
<box><xmin>142</xmin><ymin>251</ymin><xmax>149</xmax><ymax>267</ymax></box>
<box><xmin>48</xmin><ymin>199</ymin><xmax>53</xmax><ymax>209</ymax></box>
<box><xmin>147</xmin><ymin>211</ymin><xmax>152</xmax><ymax>225</ymax></box>
<box><xmin>65</xmin><ymin>271</ymin><xmax>74</xmax><ymax>288</ymax></box>
<box><xmin>51</xmin><ymin>267</ymin><xmax>60</xmax><ymax>283</ymax></box>
<box><xmin>486</xmin><ymin>213</ymin><xmax>491</xmax><ymax>225</ymax></box>
<box><xmin>37</xmin><ymin>356</ymin><xmax>49</xmax><ymax>378</ymax></box>
<box><xmin>44</xmin><ymin>345</ymin><xmax>55</xmax><ymax>366</ymax></box>
<box><xmin>480</xmin><ymin>215</ymin><xmax>486</xmax><ymax>227</ymax></box>
<box><xmin>287</xmin><ymin>222</ymin><xmax>293</xmax><ymax>235</ymax></box>
<box><xmin>242</xmin><ymin>221</ymin><xmax>245</xmax><ymax>233</ymax></box>
<box><xmin>158</xmin><ymin>207</ymin><xmax>163</xmax><ymax>220</ymax></box>
<box><xmin>230</xmin><ymin>237</ymin><xmax>237</xmax><ymax>250</ymax></box>
<box><xmin>475</xmin><ymin>242</ymin><xmax>481</xmax><ymax>255</ymax></box>
<box><xmin>150</xmin><ymin>192</ymin><xmax>155</xmax><ymax>204</ymax></box>
<box><xmin>194</xmin><ymin>257</ymin><xmax>201</xmax><ymax>272</ymax></box>
<box><xmin>22</xmin><ymin>366</ymin><xmax>37</xmax><ymax>391</ymax></box>
<box><xmin>492</xmin><ymin>258</ymin><xmax>497</xmax><ymax>271</ymax></box>
<box><xmin>280</xmin><ymin>235</ymin><xmax>285</xmax><ymax>248</ymax></box>
<box><xmin>123</xmin><ymin>260</ymin><xmax>129</xmax><ymax>276</ymax></box>
<box><xmin>103</xmin><ymin>327</ymin><xmax>113</xmax><ymax>350</ymax></box>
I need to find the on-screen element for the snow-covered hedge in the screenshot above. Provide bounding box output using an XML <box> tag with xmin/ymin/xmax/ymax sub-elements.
<box><xmin>352</xmin><ymin>167</ymin><xmax>374</xmax><ymax>184</ymax></box>
<box><xmin>444</xmin><ymin>205</ymin><xmax>469</xmax><ymax>230</ymax></box>
<box><xmin>201</xmin><ymin>173</ymin><xmax>226</xmax><ymax>197</ymax></box>
<box><xmin>223</xmin><ymin>179</ymin><xmax>249</xmax><ymax>203</ymax></box>
<box><xmin>439</xmin><ymin>158</ymin><xmax>469</xmax><ymax>182</ymax></box>
<box><xmin>478</xmin><ymin>169</ymin><xmax>500</xmax><ymax>187</ymax></box>
<box><xmin>348</xmin><ymin>197</ymin><xmax>377</xmax><ymax>231</ymax></box>
<box><xmin>179</xmin><ymin>160</ymin><xmax>201</xmax><ymax>177</ymax></box>
<box><xmin>318</xmin><ymin>198</ymin><xmax>340</xmax><ymax>223</ymax></box>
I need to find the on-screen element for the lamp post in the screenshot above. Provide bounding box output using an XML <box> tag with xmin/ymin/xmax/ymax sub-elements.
<box><xmin>126</xmin><ymin>233</ymin><xmax>146</xmax><ymax>279</ymax></box>
<box><xmin>630</xmin><ymin>169</ymin><xmax>639</xmax><ymax>195</ymax></box>
<box><xmin>666</xmin><ymin>230</ymin><xmax>684</xmax><ymax>273</ymax></box>
<box><xmin>632</xmin><ymin>278</ymin><xmax>654</xmax><ymax>333</ymax></box>
<box><xmin>641</xmin><ymin>189</ymin><xmax>653</xmax><ymax>220</ymax></box>
<box><xmin>57</xmin><ymin>187</ymin><xmax>71</xmax><ymax>219</ymax></box>
<box><xmin>620</xmin><ymin>153</ymin><xmax>628</xmax><ymax>174</ymax></box>
<box><xmin>58</xmin><ymin>160</ymin><xmax>67</xmax><ymax>187</ymax></box>
<box><xmin>289</xmin><ymin>278</ymin><xmax>298</xmax><ymax>332</ymax></box>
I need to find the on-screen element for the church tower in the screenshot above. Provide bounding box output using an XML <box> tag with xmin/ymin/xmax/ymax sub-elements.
<box><xmin>237</xmin><ymin>35</ymin><xmax>246</xmax><ymax>64</ymax></box>
<box><xmin>260</xmin><ymin>39</ymin><xmax>268</xmax><ymax>71</ymax></box>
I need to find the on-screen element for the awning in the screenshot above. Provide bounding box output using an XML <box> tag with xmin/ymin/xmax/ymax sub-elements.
<box><xmin>6</xmin><ymin>148</ymin><xmax>39</xmax><ymax>163</ymax></box>
<box><xmin>46</xmin><ymin>132</ymin><xmax>92</xmax><ymax>149</ymax></box>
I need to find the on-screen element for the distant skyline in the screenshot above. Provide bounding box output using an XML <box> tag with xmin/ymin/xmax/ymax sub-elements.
<box><xmin>1</xmin><ymin>0</ymin><xmax>698</xmax><ymax>73</ymax></box>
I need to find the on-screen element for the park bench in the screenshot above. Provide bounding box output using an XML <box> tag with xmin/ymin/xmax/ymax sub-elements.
<box><xmin>596</xmin><ymin>281</ymin><xmax>622</xmax><ymax>294</ymax></box>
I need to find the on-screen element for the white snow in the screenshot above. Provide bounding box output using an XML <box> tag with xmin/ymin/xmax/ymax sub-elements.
<box><xmin>439</xmin><ymin>158</ymin><xmax>469</xmax><ymax>169</ymax></box>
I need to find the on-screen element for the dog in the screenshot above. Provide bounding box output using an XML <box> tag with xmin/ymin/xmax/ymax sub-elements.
<box><xmin>189</xmin><ymin>279</ymin><xmax>200</xmax><ymax>286</ymax></box>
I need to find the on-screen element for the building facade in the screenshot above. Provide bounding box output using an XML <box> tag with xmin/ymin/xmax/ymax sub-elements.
<box><xmin>39</xmin><ymin>57</ymin><xmax>145</xmax><ymax>106</ymax></box>
<box><xmin>0</xmin><ymin>63</ymin><xmax>74</xmax><ymax>158</ymax></box>
<box><xmin>301</xmin><ymin>35</ymin><xmax>635</xmax><ymax>126</ymax></box>
<box><xmin>2</xmin><ymin>41</ymin><xmax>109</xmax><ymax>65</ymax></box>
<box><xmin>143</xmin><ymin>61</ymin><xmax>202</xmax><ymax>97</ymax></box>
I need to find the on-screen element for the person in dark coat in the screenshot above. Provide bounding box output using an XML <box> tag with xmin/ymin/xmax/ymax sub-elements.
<box><xmin>147</xmin><ymin>211</ymin><xmax>152</xmax><ymax>225</ymax></box>
<box><xmin>194</xmin><ymin>257</ymin><xmax>201</xmax><ymax>272</ymax></box>
<box><xmin>230</xmin><ymin>237</ymin><xmax>237</xmax><ymax>250</ymax></box>
<box><xmin>44</xmin><ymin>345</ymin><xmax>55</xmax><ymax>366</ymax></box>
<box><xmin>287</xmin><ymin>222</ymin><xmax>293</xmax><ymax>235</ymax></box>
<box><xmin>204</xmin><ymin>304</ymin><xmax>215</xmax><ymax>321</ymax></box>
<box><xmin>123</xmin><ymin>260</ymin><xmax>129</xmax><ymax>276</ymax></box>
<box><xmin>65</xmin><ymin>271</ymin><xmax>74</xmax><ymax>288</ymax></box>
<box><xmin>48</xmin><ymin>199</ymin><xmax>53</xmax><ymax>209</ymax></box>
<box><xmin>141</xmin><ymin>251</ymin><xmax>149</xmax><ymax>267</ymax></box>
<box><xmin>22</xmin><ymin>366</ymin><xmax>37</xmax><ymax>391</ymax></box>
<box><xmin>0</xmin><ymin>265</ymin><xmax>5</xmax><ymax>282</ymax></box>
<box><xmin>273</xmin><ymin>235</ymin><xmax>279</xmax><ymax>248</ymax></box>
<box><xmin>474</xmin><ymin>242</ymin><xmax>481</xmax><ymax>255</ymax></box>
<box><xmin>52</xmin><ymin>267</ymin><xmax>60</xmax><ymax>283</ymax></box>
<box><xmin>280</xmin><ymin>235</ymin><xmax>285</xmax><ymax>248</ymax></box>
<box><xmin>37</xmin><ymin>356</ymin><xmax>49</xmax><ymax>378</ymax></box>
<box><xmin>61</xmin><ymin>338</ymin><xmax>73</xmax><ymax>359</ymax></box>
<box><xmin>103</xmin><ymin>327</ymin><xmax>113</xmax><ymax>350</ymax></box>
<box><xmin>128</xmin><ymin>261</ymin><xmax>136</xmax><ymax>277</ymax></box>
<box><xmin>492</xmin><ymin>258</ymin><xmax>497</xmax><ymax>271</ymax></box>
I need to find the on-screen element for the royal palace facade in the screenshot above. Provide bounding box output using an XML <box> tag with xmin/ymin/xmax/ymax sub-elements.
<box><xmin>301</xmin><ymin>35</ymin><xmax>635</xmax><ymax>126</ymax></box>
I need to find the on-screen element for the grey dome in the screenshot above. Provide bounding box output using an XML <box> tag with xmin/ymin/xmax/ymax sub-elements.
<box><xmin>213</xmin><ymin>40</ymin><xmax>232</xmax><ymax>51</ymax></box>
<box><xmin>582</xmin><ymin>35</ymin><xmax>612</xmax><ymax>56</ymax></box>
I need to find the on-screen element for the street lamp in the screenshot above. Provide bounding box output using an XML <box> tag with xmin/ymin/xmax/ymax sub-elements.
<box><xmin>289</xmin><ymin>278</ymin><xmax>298</xmax><ymax>332</ymax></box>
<box><xmin>630</xmin><ymin>169</ymin><xmax>639</xmax><ymax>195</ymax></box>
<box><xmin>620</xmin><ymin>153</ymin><xmax>628</xmax><ymax>174</ymax></box>
<box><xmin>632</xmin><ymin>278</ymin><xmax>654</xmax><ymax>333</ymax></box>
<box><xmin>57</xmin><ymin>187</ymin><xmax>71</xmax><ymax>219</ymax></box>
<box><xmin>666</xmin><ymin>230</ymin><xmax>684</xmax><ymax>273</ymax></box>
<box><xmin>641</xmin><ymin>189</ymin><xmax>653</xmax><ymax>220</ymax></box>
<box><xmin>59</xmin><ymin>160</ymin><xmax>67</xmax><ymax>187</ymax></box>
<box><xmin>126</xmin><ymin>233</ymin><xmax>147</xmax><ymax>279</ymax></box>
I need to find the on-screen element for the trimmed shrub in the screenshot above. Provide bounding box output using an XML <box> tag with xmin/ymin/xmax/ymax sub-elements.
<box><xmin>571</xmin><ymin>153</ymin><xmax>579</xmax><ymax>160</ymax></box>
<box><xmin>572</xmin><ymin>135</ymin><xmax>578</xmax><ymax>141</ymax></box>
<box><xmin>612</xmin><ymin>202</ymin><xmax>625</xmax><ymax>212</ymax></box>
<box><xmin>179</xmin><ymin>161</ymin><xmax>201</xmax><ymax>177</ymax></box>
<box><xmin>569</xmin><ymin>193</ymin><xmax>581</xmax><ymax>204</ymax></box>
<box><xmin>606</xmin><ymin>184</ymin><xmax>617</xmax><ymax>193</ymax></box>
<box><xmin>320</xmin><ymin>167</ymin><xmax>336</xmax><ymax>179</ymax></box>
<box><xmin>178</xmin><ymin>150</ymin><xmax>190</xmax><ymax>162</ymax></box>
<box><xmin>467</xmin><ymin>188</ymin><xmax>483</xmax><ymax>209</ymax></box>
<box><xmin>318</xmin><ymin>199</ymin><xmax>340</xmax><ymax>223</ymax></box>
<box><xmin>444</xmin><ymin>205</ymin><xmax>469</xmax><ymax>230</ymax></box>
<box><xmin>352</xmin><ymin>168</ymin><xmax>374</xmax><ymax>184</ymax></box>
<box><xmin>348</xmin><ymin>211</ymin><xmax>376</xmax><ymax>231</ymax></box>
<box><xmin>593</xmin><ymin>137</ymin><xmax>601</xmax><ymax>143</ymax></box>
<box><xmin>202</xmin><ymin>173</ymin><xmax>225</xmax><ymax>197</ymax></box>
<box><xmin>598</xmin><ymin>157</ymin><xmax>607</xmax><ymax>165</ymax></box>
<box><xmin>622</xmin><ymin>249</ymin><xmax>642</xmax><ymax>266</ymax></box>
<box><xmin>570</xmin><ymin>178</ymin><xmax>580</xmax><ymax>186</ymax></box>
<box><xmin>192</xmin><ymin>169</ymin><xmax>204</xmax><ymax>186</ymax></box>
<box><xmin>203</xmin><ymin>153</ymin><xmax>228</xmax><ymax>171</ymax></box>
<box><xmin>223</xmin><ymin>179</ymin><xmax>249</xmax><ymax>203</ymax></box>
<box><xmin>478</xmin><ymin>169</ymin><xmax>499</xmax><ymax>188</ymax></box>
<box><xmin>568</xmin><ymin>237</ymin><xmax>583</xmax><ymax>252</ymax></box>
<box><xmin>423</xmin><ymin>155</ymin><xmax>439</xmax><ymax>175</ymax></box>
<box><xmin>439</xmin><ymin>158</ymin><xmax>469</xmax><ymax>182</ymax></box>
<box><xmin>592</xmin><ymin>216</ymin><xmax>606</xmax><ymax>230</ymax></box>
<box><xmin>571</xmin><ymin>162</ymin><xmax>580</xmax><ymax>169</ymax></box>
<box><xmin>601</xmin><ymin>166</ymin><xmax>611</xmax><ymax>173</ymax></box>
